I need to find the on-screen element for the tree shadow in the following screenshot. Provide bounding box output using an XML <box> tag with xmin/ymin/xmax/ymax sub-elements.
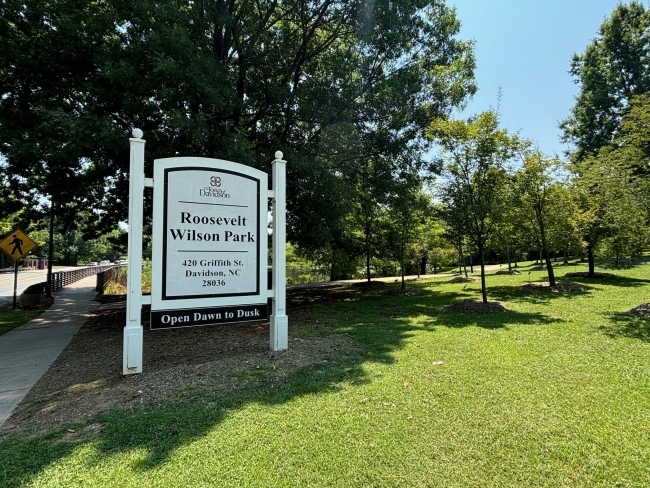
<box><xmin>598</xmin><ymin>312</ymin><xmax>650</xmax><ymax>342</ymax></box>
<box><xmin>0</xmin><ymin>285</ymin><xmax>461</xmax><ymax>482</ymax></box>
<box><xmin>483</xmin><ymin>284</ymin><xmax>593</xmax><ymax>306</ymax></box>
<box><xmin>598</xmin><ymin>260</ymin><xmax>649</xmax><ymax>271</ymax></box>
<box><xmin>0</xmin><ymin>281</ymin><xmax>567</xmax><ymax>483</ymax></box>
<box><xmin>563</xmin><ymin>274</ymin><xmax>650</xmax><ymax>288</ymax></box>
<box><xmin>429</xmin><ymin>308</ymin><xmax>561</xmax><ymax>330</ymax></box>
<box><xmin>361</xmin><ymin>287</ymin><xmax>563</xmax><ymax>331</ymax></box>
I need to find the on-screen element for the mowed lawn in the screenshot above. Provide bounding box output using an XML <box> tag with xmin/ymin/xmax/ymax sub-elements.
<box><xmin>1</xmin><ymin>262</ymin><xmax>649</xmax><ymax>487</ymax></box>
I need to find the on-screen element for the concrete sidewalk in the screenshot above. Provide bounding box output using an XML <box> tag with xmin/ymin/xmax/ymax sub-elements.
<box><xmin>0</xmin><ymin>275</ymin><xmax>100</xmax><ymax>427</ymax></box>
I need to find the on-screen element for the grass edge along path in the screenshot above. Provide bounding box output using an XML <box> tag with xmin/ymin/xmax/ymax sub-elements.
<box><xmin>0</xmin><ymin>308</ymin><xmax>42</xmax><ymax>336</ymax></box>
<box><xmin>1</xmin><ymin>262</ymin><xmax>650</xmax><ymax>487</ymax></box>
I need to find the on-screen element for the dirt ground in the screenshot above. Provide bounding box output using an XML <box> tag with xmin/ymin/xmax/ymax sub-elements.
<box><xmin>0</xmin><ymin>285</ymin><xmax>364</xmax><ymax>437</ymax></box>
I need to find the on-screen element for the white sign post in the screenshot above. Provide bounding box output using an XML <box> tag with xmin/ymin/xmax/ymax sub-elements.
<box><xmin>123</xmin><ymin>130</ymin><xmax>287</xmax><ymax>375</ymax></box>
<box><xmin>270</xmin><ymin>152</ymin><xmax>288</xmax><ymax>350</ymax></box>
<box><xmin>123</xmin><ymin>129</ymin><xmax>146</xmax><ymax>375</ymax></box>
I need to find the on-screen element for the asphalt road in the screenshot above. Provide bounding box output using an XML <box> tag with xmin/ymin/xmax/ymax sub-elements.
<box><xmin>0</xmin><ymin>268</ymin><xmax>82</xmax><ymax>306</ymax></box>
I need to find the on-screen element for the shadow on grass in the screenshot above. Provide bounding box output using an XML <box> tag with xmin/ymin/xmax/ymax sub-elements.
<box><xmin>0</xmin><ymin>283</ymin><xmax>561</xmax><ymax>485</ymax></box>
<box><xmin>485</xmin><ymin>284</ymin><xmax>593</xmax><ymax>305</ymax></box>
<box><xmin>598</xmin><ymin>260</ymin><xmax>649</xmax><ymax>271</ymax></box>
<box><xmin>599</xmin><ymin>312</ymin><xmax>650</xmax><ymax>342</ymax></box>
<box><xmin>352</xmin><ymin>287</ymin><xmax>563</xmax><ymax>331</ymax></box>
<box><xmin>563</xmin><ymin>274</ymin><xmax>650</xmax><ymax>288</ymax></box>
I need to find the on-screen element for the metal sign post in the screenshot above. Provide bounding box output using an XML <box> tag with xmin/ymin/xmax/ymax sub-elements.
<box><xmin>12</xmin><ymin>261</ymin><xmax>18</xmax><ymax>309</ymax></box>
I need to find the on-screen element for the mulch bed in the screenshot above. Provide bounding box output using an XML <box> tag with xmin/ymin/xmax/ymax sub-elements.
<box><xmin>564</xmin><ymin>272</ymin><xmax>617</xmax><ymax>280</ymax></box>
<box><xmin>0</xmin><ymin>285</ymin><xmax>365</xmax><ymax>437</ymax></box>
<box><xmin>521</xmin><ymin>281</ymin><xmax>586</xmax><ymax>293</ymax></box>
<box><xmin>627</xmin><ymin>302</ymin><xmax>650</xmax><ymax>319</ymax></box>
<box><xmin>351</xmin><ymin>280</ymin><xmax>387</xmax><ymax>288</ymax></box>
<box><xmin>384</xmin><ymin>288</ymin><xmax>423</xmax><ymax>297</ymax></box>
<box><xmin>442</xmin><ymin>299</ymin><xmax>506</xmax><ymax>314</ymax></box>
<box><xmin>449</xmin><ymin>277</ymin><xmax>478</xmax><ymax>283</ymax></box>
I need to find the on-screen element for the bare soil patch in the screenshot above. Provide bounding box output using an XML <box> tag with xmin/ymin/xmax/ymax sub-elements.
<box><xmin>627</xmin><ymin>302</ymin><xmax>650</xmax><ymax>319</ymax></box>
<box><xmin>1</xmin><ymin>285</ymin><xmax>364</xmax><ymax>437</ymax></box>
<box><xmin>522</xmin><ymin>281</ymin><xmax>586</xmax><ymax>293</ymax></box>
<box><xmin>442</xmin><ymin>299</ymin><xmax>506</xmax><ymax>314</ymax></box>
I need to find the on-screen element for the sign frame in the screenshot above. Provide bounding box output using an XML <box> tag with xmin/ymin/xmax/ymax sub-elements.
<box><xmin>151</xmin><ymin>158</ymin><xmax>268</xmax><ymax>312</ymax></box>
<box><xmin>123</xmin><ymin>129</ymin><xmax>288</xmax><ymax>375</ymax></box>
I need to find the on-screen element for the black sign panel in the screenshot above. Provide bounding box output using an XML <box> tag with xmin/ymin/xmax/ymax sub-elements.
<box><xmin>151</xmin><ymin>303</ymin><xmax>267</xmax><ymax>330</ymax></box>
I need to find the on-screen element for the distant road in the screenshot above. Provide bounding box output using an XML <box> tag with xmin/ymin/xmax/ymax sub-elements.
<box><xmin>0</xmin><ymin>267</ymin><xmax>85</xmax><ymax>305</ymax></box>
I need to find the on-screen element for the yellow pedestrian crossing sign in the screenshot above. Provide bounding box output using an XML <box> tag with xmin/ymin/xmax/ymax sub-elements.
<box><xmin>0</xmin><ymin>229</ymin><xmax>37</xmax><ymax>260</ymax></box>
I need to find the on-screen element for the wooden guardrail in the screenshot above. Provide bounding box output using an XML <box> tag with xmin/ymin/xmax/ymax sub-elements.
<box><xmin>95</xmin><ymin>266</ymin><xmax>125</xmax><ymax>294</ymax></box>
<box><xmin>48</xmin><ymin>265</ymin><xmax>121</xmax><ymax>292</ymax></box>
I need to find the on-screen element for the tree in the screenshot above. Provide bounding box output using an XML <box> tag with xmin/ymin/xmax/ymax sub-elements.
<box><xmin>560</xmin><ymin>2</ymin><xmax>650</xmax><ymax>162</ymax></box>
<box><xmin>571</xmin><ymin>91</ymin><xmax>650</xmax><ymax>276</ymax></box>
<box><xmin>572</xmin><ymin>156</ymin><xmax>640</xmax><ymax>276</ymax></box>
<box><xmin>512</xmin><ymin>152</ymin><xmax>576</xmax><ymax>286</ymax></box>
<box><xmin>428</xmin><ymin>110</ymin><xmax>525</xmax><ymax>303</ymax></box>
<box><xmin>387</xmin><ymin>176</ymin><xmax>430</xmax><ymax>289</ymax></box>
<box><xmin>0</xmin><ymin>0</ymin><xmax>476</xmax><ymax>264</ymax></box>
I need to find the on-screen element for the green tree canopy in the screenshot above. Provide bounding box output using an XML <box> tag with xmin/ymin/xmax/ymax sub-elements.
<box><xmin>0</xmin><ymin>0</ymin><xmax>476</xmax><ymax>256</ymax></box>
<box><xmin>427</xmin><ymin>110</ymin><xmax>526</xmax><ymax>303</ymax></box>
<box><xmin>560</xmin><ymin>1</ymin><xmax>650</xmax><ymax>162</ymax></box>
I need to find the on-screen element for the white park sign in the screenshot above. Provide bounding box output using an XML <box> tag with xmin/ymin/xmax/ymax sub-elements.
<box><xmin>151</xmin><ymin>159</ymin><xmax>268</xmax><ymax>329</ymax></box>
<box><xmin>123</xmin><ymin>130</ymin><xmax>287</xmax><ymax>374</ymax></box>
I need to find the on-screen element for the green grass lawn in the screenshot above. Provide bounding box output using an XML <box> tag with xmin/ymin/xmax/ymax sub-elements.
<box><xmin>0</xmin><ymin>309</ymin><xmax>42</xmax><ymax>336</ymax></box>
<box><xmin>2</xmin><ymin>262</ymin><xmax>650</xmax><ymax>487</ymax></box>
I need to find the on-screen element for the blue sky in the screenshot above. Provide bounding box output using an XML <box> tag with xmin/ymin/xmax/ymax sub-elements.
<box><xmin>450</xmin><ymin>0</ymin><xmax>627</xmax><ymax>157</ymax></box>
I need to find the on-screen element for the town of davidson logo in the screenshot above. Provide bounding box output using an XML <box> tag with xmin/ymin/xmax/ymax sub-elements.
<box><xmin>200</xmin><ymin>175</ymin><xmax>230</xmax><ymax>198</ymax></box>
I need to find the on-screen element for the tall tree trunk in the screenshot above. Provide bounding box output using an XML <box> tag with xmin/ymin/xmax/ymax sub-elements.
<box><xmin>366</xmin><ymin>250</ymin><xmax>371</xmax><ymax>282</ymax></box>
<box><xmin>478</xmin><ymin>239</ymin><xmax>487</xmax><ymax>303</ymax></box>
<box><xmin>420</xmin><ymin>253</ymin><xmax>427</xmax><ymax>275</ymax></box>
<box><xmin>563</xmin><ymin>250</ymin><xmax>568</xmax><ymax>265</ymax></box>
<box><xmin>401</xmin><ymin>238</ymin><xmax>405</xmax><ymax>290</ymax></box>
<box><xmin>469</xmin><ymin>253</ymin><xmax>473</xmax><ymax>274</ymax></box>
<box><xmin>365</xmin><ymin>221</ymin><xmax>371</xmax><ymax>282</ymax></box>
<box><xmin>587</xmin><ymin>245</ymin><xmax>595</xmax><ymax>276</ymax></box>
<box><xmin>507</xmin><ymin>247</ymin><xmax>512</xmax><ymax>270</ymax></box>
<box><xmin>543</xmin><ymin>247</ymin><xmax>556</xmax><ymax>287</ymax></box>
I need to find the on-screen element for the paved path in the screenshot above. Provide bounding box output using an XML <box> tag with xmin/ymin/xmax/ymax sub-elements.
<box><xmin>0</xmin><ymin>275</ymin><xmax>100</xmax><ymax>427</ymax></box>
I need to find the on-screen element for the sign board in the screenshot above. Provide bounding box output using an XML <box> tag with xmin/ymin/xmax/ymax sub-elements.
<box><xmin>123</xmin><ymin>128</ymin><xmax>286</xmax><ymax>375</ymax></box>
<box><xmin>150</xmin><ymin>157</ymin><xmax>268</xmax><ymax>329</ymax></box>
<box><xmin>0</xmin><ymin>229</ymin><xmax>37</xmax><ymax>260</ymax></box>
